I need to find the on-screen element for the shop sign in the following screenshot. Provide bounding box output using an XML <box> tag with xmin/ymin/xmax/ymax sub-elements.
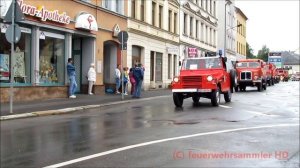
<box><xmin>167</xmin><ymin>47</ymin><xmax>179</xmax><ymax>54</ymax></box>
<box><xmin>18</xmin><ymin>0</ymin><xmax>71</xmax><ymax>24</ymax></box>
<box><xmin>188</xmin><ymin>48</ymin><xmax>197</xmax><ymax>57</ymax></box>
<box><xmin>75</xmin><ymin>13</ymin><xmax>98</xmax><ymax>31</ymax></box>
<box><xmin>113</xmin><ymin>24</ymin><xmax>120</xmax><ymax>37</ymax></box>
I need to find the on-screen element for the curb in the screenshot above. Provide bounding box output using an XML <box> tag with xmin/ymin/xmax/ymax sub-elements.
<box><xmin>0</xmin><ymin>95</ymin><xmax>170</xmax><ymax>121</ymax></box>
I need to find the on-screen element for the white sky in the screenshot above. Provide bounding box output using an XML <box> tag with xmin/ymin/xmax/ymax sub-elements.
<box><xmin>235</xmin><ymin>0</ymin><xmax>300</xmax><ymax>54</ymax></box>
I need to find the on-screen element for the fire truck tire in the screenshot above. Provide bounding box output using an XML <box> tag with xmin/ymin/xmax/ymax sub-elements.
<box><xmin>271</xmin><ymin>79</ymin><xmax>274</xmax><ymax>85</ymax></box>
<box><xmin>224</xmin><ymin>90</ymin><xmax>232</xmax><ymax>103</ymax></box>
<box><xmin>234</xmin><ymin>86</ymin><xmax>239</xmax><ymax>92</ymax></box>
<box><xmin>211</xmin><ymin>87</ymin><xmax>220</xmax><ymax>106</ymax></box>
<box><xmin>257</xmin><ymin>82</ymin><xmax>262</xmax><ymax>92</ymax></box>
<box><xmin>230</xmin><ymin>70</ymin><xmax>237</xmax><ymax>92</ymax></box>
<box><xmin>192</xmin><ymin>96</ymin><xmax>200</xmax><ymax>103</ymax></box>
<box><xmin>263</xmin><ymin>82</ymin><xmax>267</xmax><ymax>90</ymax></box>
<box><xmin>173</xmin><ymin>93</ymin><xmax>183</xmax><ymax>107</ymax></box>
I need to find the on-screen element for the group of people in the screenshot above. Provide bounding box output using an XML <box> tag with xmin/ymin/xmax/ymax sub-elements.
<box><xmin>115</xmin><ymin>63</ymin><xmax>144</xmax><ymax>98</ymax></box>
<box><xmin>67</xmin><ymin>58</ymin><xmax>144</xmax><ymax>99</ymax></box>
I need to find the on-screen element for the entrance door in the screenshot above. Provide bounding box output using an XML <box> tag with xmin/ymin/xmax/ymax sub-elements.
<box><xmin>72</xmin><ymin>39</ymin><xmax>82</xmax><ymax>93</ymax></box>
<box><xmin>155</xmin><ymin>53</ymin><xmax>162</xmax><ymax>81</ymax></box>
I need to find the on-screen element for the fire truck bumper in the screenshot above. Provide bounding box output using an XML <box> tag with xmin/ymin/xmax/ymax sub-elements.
<box><xmin>172</xmin><ymin>89</ymin><xmax>212</xmax><ymax>93</ymax></box>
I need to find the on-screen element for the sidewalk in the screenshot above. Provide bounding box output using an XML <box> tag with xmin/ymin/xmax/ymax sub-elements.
<box><xmin>0</xmin><ymin>89</ymin><xmax>172</xmax><ymax>117</ymax></box>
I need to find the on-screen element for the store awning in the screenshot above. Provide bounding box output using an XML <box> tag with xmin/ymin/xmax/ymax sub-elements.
<box><xmin>75</xmin><ymin>13</ymin><xmax>98</xmax><ymax>31</ymax></box>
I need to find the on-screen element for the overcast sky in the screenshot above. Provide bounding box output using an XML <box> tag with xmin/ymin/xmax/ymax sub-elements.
<box><xmin>235</xmin><ymin>0</ymin><xmax>300</xmax><ymax>54</ymax></box>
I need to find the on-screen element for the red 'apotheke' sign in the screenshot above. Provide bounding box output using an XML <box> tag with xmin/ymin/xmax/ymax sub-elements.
<box><xmin>188</xmin><ymin>48</ymin><xmax>197</xmax><ymax>57</ymax></box>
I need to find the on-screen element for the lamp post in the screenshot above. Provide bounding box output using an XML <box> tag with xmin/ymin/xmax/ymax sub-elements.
<box><xmin>224</xmin><ymin>0</ymin><xmax>232</xmax><ymax>58</ymax></box>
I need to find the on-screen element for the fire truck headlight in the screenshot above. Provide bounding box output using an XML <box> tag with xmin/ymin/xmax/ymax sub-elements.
<box><xmin>173</xmin><ymin>77</ymin><xmax>179</xmax><ymax>82</ymax></box>
<box><xmin>207</xmin><ymin>75</ymin><xmax>213</xmax><ymax>81</ymax></box>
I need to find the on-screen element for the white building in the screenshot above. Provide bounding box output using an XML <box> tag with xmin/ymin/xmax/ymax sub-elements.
<box><xmin>179</xmin><ymin>0</ymin><xmax>218</xmax><ymax>59</ymax></box>
<box><xmin>127</xmin><ymin>0</ymin><xmax>180</xmax><ymax>90</ymax></box>
<box><xmin>217</xmin><ymin>0</ymin><xmax>238</xmax><ymax>61</ymax></box>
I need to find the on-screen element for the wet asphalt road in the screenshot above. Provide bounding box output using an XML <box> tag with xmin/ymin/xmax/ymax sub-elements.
<box><xmin>1</xmin><ymin>82</ymin><xmax>299</xmax><ymax>168</ymax></box>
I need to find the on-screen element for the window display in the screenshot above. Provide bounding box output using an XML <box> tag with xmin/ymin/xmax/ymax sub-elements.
<box><xmin>0</xmin><ymin>29</ymin><xmax>31</xmax><ymax>84</ymax></box>
<box><xmin>39</xmin><ymin>36</ymin><xmax>65</xmax><ymax>84</ymax></box>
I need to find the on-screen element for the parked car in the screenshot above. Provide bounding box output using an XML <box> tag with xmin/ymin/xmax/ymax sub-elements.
<box><xmin>171</xmin><ymin>55</ymin><xmax>235</xmax><ymax>107</ymax></box>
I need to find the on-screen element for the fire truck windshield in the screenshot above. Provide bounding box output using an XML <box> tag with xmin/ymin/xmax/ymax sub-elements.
<box><xmin>236</xmin><ymin>62</ymin><xmax>260</xmax><ymax>68</ymax></box>
<box><xmin>182</xmin><ymin>57</ymin><xmax>222</xmax><ymax>70</ymax></box>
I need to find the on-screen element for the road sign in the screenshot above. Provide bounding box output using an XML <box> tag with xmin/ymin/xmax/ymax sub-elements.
<box><xmin>4</xmin><ymin>1</ymin><xmax>25</xmax><ymax>23</ymax></box>
<box><xmin>5</xmin><ymin>24</ymin><xmax>21</xmax><ymax>44</ymax></box>
<box><xmin>118</xmin><ymin>31</ymin><xmax>128</xmax><ymax>43</ymax></box>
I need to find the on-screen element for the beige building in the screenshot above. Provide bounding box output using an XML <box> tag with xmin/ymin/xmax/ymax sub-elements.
<box><xmin>127</xmin><ymin>0</ymin><xmax>180</xmax><ymax>90</ymax></box>
<box><xmin>235</xmin><ymin>7</ymin><xmax>247</xmax><ymax>60</ymax></box>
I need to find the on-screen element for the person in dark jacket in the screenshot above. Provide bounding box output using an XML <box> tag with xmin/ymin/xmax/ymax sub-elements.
<box><xmin>133</xmin><ymin>63</ymin><xmax>144</xmax><ymax>98</ymax></box>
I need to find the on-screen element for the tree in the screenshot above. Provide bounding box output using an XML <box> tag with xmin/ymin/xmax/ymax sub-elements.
<box><xmin>246</xmin><ymin>42</ymin><xmax>256</xmax><ymax>58</ymax></box>
<box><xmin>257</xmin><ymin>45</ymin><xmax>270</xmax><ymax>62</ymax></box>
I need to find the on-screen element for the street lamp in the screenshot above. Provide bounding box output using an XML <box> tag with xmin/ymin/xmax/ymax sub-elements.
<box><xmin>224</xmin><ymin>0</ymin><xmax>232</xmax><ymax>58</ymax></box>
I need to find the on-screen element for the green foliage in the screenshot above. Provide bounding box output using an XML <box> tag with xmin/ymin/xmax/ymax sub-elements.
<box><xmin>246</xmin><ymin>42</ymin><xmax>256</xmax><ymax>59</ymax></box>
<box><xmin>257</xmin><ymin>45</ymin><xmax>270</xmax><ymax>62</ymax></box>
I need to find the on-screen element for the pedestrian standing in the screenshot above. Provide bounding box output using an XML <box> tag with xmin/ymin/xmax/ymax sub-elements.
<box><xmin>123</xmin><ymin>67</ymin><xmax>129</xmax><ymax>95</ymax></box>
<box><xmin>87</xmin><ymin>63</ymin><xmax>96</xmax><ymax>95</ymax></box>
<box><xmin>67</xmin><ymin>58</ymin><xmax>77</xmax><ymax>98</ymax></box>
<box><xmin>129</xmin><ymin>67</ymin><xmax>136</xmax><ymax>95</ymax></box>
<box><xmin>133</xmin><ymin>63</ymin><xmax>144</xmax><ymax>98</ymax></box>
<box><xmin>115</xmin><ymin>64</ymin><xmax>121</xmax><ymax>94</ymax></box>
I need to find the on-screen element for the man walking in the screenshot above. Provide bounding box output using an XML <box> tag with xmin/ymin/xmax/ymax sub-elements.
<box><xmin>67</xmin><ymin>58</ymin><xmax>77</xmax><ymax>98</ymax></box>
<box><xmin>133</xmin><ymin>63</ymin><xmax>144</xmax><ymax>98</ymax></box>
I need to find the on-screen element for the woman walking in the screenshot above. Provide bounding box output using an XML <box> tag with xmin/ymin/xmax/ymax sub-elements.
<box><xmin>87</xmin><ymin>63</ymin><xmax>96</xmax><ymax>95</ymax></box>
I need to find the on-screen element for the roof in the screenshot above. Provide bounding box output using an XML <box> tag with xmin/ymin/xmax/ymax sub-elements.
<box><xmin>235</xmin><ymin>7</ymin><xmax>248</xmax><ymax>20</ymax></box>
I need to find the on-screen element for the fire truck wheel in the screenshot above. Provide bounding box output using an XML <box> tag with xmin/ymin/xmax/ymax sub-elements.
<box><xmin>257</xmin><ymin>82</ymin><xmax>262</xmax><ymax>92</ymax></box>
<box><xmin>224</xmin><ymin>90</ymin><xmax>232</xmax><ymax>103</ymax></box>
<box><xmin>230</xmin><ymin>70</ymin><xmax>237</xmax><ymax>92</ymax></box>
<box><xmin>271</xmin><ymin>79</ymin><xmax>274</xmax><ymax>85</ymax></box>
<box><xmin>173</xmin><ymin>93</ymin><xmax>183</xmax><ymax>107</ymax></box>
<box><xmin>192</xmin><ymin>96</ymin><xmax>200</xmax><ymax>103</ymax></box>
<box><xmin>234</xmin><ymin>86</ymin><xmax>239</xmax><ymax>92</ymax></box>
<box><xmin>211</xmin><ymin>87</ymin><xmax>220</xmax><ymax>106</ymax></box>
<box><xmin>263</xmin><ymin>82</ymin><xmax>267</xmax><ymax>90</ymax></box>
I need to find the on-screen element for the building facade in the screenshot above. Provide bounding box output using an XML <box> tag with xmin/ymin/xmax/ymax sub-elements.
<box><xmin>0</xmin><ymin>0</ymin><xmax>127</xmax><ymax>102</ymax></box>
<box><xmin>179</xmin><ymin>0</ymin><xmax>218</xmax><ymax>59</ymax></box>
<box><xmin>235</xmin><ymin>7</ymin><xmax>247</xmax><ymax>60</ymax></box>
<box><xmin>127</xmin><ymin>0</ymin><xmax>180</xmax><ymax>90</ymax></box>
<box><xmin>217</xmin><ymin>0</ymin><xmax>237</xmax><ymax>61</ymax></box>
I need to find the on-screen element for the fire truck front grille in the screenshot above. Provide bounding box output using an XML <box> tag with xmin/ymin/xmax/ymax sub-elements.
<box><xmin>241</xmin><ymin>72</ymin><xmax>252</xmax><ymax>80</ymax></box>
<box><xmin>182</xmin><ymin>76</ymin><xmax>202</xmax><ymax>88</ymax></box>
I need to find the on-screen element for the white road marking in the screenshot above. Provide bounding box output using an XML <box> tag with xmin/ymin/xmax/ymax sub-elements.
<box><xmin>245</xmin><ymin>110</ymin><xmax>280</xmax><ymax>117</ymax></box>
<box><xmin>219</xmin><ymin>105</ymin><xmax>232</xmax><ymax>109</ymax></box>
<box><xmin>44</xmin><ymin>123</ymin><xmax>299</xmax><ymax>168</ymax></box>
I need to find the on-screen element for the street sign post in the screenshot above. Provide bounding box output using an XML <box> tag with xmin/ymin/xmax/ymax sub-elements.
<box><xmin>117</xmin><ymin>31</ymin><xmax>129</xmax><ymax>100</ymax></box>
<box><xmin>4</xmin><ymin>0</ymin><xmax>25</xmax><ymax>114</ymax></box>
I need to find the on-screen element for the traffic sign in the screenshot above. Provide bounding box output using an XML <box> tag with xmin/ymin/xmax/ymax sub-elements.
<box><xmin>118</xmin><ymin>31</ymin><xmax>128</xmax><ymax>43</ymax></box>
<box><xmin>4</xmin><ymin>1</ymin><xmax>25</xmax><ymax>23</ymax></box>
<box><xmin>5</xmin><ymin>24</ymin><xmax>21</xmax><ymax>44</ymax></box>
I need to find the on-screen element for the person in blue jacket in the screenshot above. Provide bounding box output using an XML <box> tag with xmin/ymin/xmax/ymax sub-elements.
<box><xmin>67</xmin><ymin>58</ymin><xmax>77</xmax><ymax>98</ymax></box>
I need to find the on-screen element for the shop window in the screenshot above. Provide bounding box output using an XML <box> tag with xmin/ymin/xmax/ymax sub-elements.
<box><xmin>39</xmin><ymin>35</ymin><xmax>65</xmax><ymax>85</ymax></box>
<box><xmin>0</xmin><ymin>27</ymin><xmax>31</xmax><ymax>85</ymax></box>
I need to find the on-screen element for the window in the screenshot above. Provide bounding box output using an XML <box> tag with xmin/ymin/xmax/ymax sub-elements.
<box><xmin>183</xmin><ymin>13</ymin><xmax>187</xmax><ymax>34</ymax></box>
<box><xmin>159</xmin><ymin>5</ymin><xmax>163</xmax><ymax>28</ymax></box>
<box><xmin>103</xmin><ymin>0</ymin><xmax>109</xmax><ymax>8</ymax></box>
<box><xmin>0</xmin><ymin>30</ymin><xmax>31</xmax><ymax>85</ymax></box>
<box><xmin>140</xmin><ymin>0</ymin><xmax>144</xmax><ymax>21</ymax></box>
<box><xmin>168</xmin><ymin>10</ymin><xmax>172</xmax><ymax>32</ymax></box>
<box><xmin>152</xmin><ymin>2</ymin><xmax>156</xmax><ymax>26</ymax></box>
<box><xmin>196</xmin><ymin>20</ymin><xmax>199</xmax><ymax>39</ymax></box>
<box><xmin>213</xmin><ymin>1</ymin><xmax>216</xmax><ymax>16</ymax></box>
<box><xmin>168</xmin><ymin>54</ymin><xmax>172</xmax><ymax>79</ymax></box>
<box><xmin>39</xmin><ymin>33</ymin><xmax>65</xmax><ymax>85</ymax></box>
<box><xmin>201</xmin><ymin>0</ymin><xmax>203</xmax><ymax>8</ymax></box>
<box><xmin>190</xmin><ymin>17</ymin><xmax>193</xmax><ymax>37</ymax></box>
<box><xmin>174</xmin><ymin>13</ymin><xmax>177</xmax><ymax>34</ymax></box>
<box><xmin>173</xmin><ymin>55</ymin><xmax>177</xmax><ymax>77</ymax></box>
<box><xmin>201</xmin><ymin>23</ymin><xmax>204</xmax><ymax>41</ymax></box>
<box><xmin>131</xmin><ymin>0</ymin><xmax>136</xmax><ymax>18</ymax></box>
<box><xmin>206</xmin><ymin>0</ymin><xmax>208</xmax><ymax>10</ymax></box>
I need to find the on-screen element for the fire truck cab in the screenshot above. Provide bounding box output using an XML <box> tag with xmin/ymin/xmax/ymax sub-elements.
<box><xmin>235</xmin><ymin>59</ymin><xmax>268</xmax><ymax>92</ymax></box>
<box><xmin>171</xmin><ymin>56</ymin><xmax>236</xmax><ymax>107</ymax></box>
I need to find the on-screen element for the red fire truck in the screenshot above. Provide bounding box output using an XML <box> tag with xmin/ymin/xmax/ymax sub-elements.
<box><xmin>171</xmin><ymin>56</ymin><xmax>236</xmax><ymax>107</ymax></box>
<box><xmin>235</xmin><ymin>59</ymin><xmax>268</xmax><ymax>92</ymax></box>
